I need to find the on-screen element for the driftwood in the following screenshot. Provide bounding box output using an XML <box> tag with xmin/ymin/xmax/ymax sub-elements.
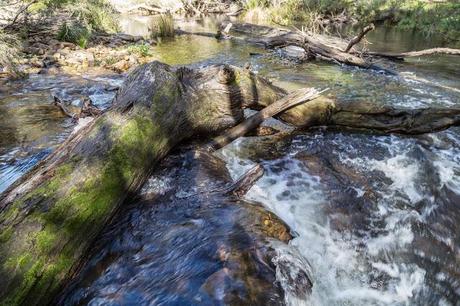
<box><xmin>221</xmin><ymin>22</ymin><xmax>392</xmax><ymax>72</ymax></box>
<box><xmin>226</xmin><ymin>164</ymin><xmax>265</xmax><ymax>198</ymax></box>
<box><xmin>1</xmin><ymin>61</ymin><xmax>460</xmax><ymax>305</ymax></box>
<box><xmin>273</xmin><ymin>96</ymin><xmax>460</xmax><ymax>134</ymax></box>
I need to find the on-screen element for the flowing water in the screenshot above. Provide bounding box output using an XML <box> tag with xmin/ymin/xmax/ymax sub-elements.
<box><xmin>1</xmin><ymin>16</ymin><xmax>460</xmax><ymax>305</ymax></box>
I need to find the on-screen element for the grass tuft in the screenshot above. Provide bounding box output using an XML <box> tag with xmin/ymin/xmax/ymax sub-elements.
<box><xmin>0</xmin><ymin>30</ymin><xmax>22</xmax><ymax>77</ymax></box>
<box><xmin>149</xmin><ymin>13</ymin><xmax>175</xmax><ymax>38</ymax></box>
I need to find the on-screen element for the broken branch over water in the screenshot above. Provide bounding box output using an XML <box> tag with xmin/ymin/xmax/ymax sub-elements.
<box><xmin>208</xmin><ymin>87</ymin><xmax>326</xmax><ymax>150</ymax></box>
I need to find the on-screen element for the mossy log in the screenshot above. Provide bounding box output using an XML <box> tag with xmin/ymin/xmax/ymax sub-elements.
<box><xmin>0</xmin><ymin>61</ymin><xmax>286</xmax><ymax>305</ymax></box>
<box><xmin>0</xmin><ymin>61</ymin><xmax>459</xmax><ymax>305</ymax></box>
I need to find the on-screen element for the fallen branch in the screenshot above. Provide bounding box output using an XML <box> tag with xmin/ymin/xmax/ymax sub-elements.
<box><xmin>226</xmin><ymin>164</ymin><xmax>264</xmax><ymax>198</ymax></box>
<box><xmin>220</xmin><ymin>22</ymin><xmax>460</xmax><ymax>71</ymax></box>
<box><xmin>53</xmin><ymin>95</ymin><xmax>78</xmax><ymax>120</ymax></box>
<box><xmin>176</xmin><ymin>163</ymin><xmax>265</xmax><ymax>199</ymax></box>
<box><xmin>344</xmin><ymin>24</ymin><xmax>374</xmax><ymax>53</ymax></box>
<box><xmin>53</xmin><ymin>96</ymin><xmax>102</xmax><ymax>120</ymax></box>
<box><xmin>1</xmin><ymin>0</ymin><xmax>38</xmax><ymax>30</ymax></box>
<box><xmin>207</xmin><ymin>87</ymin><xmax>326</xmax><ymax>150</ymax></box>
<box><xmin>364</xmin><ymin>47</ymin><xmax>460</xmax><ymax>60</ymax></box>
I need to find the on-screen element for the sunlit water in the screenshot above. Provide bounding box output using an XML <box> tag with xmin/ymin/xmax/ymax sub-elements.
<box><xmin>1</xmin><ymin>16</ymin><xmax>459</xmax><ymax>305</ymax></box>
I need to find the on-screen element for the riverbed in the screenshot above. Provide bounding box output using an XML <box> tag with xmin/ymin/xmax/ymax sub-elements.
<box><xmin>1</xmin><ymin>16</ymin><xmax>459</xmax><ymax>306</ymax></box>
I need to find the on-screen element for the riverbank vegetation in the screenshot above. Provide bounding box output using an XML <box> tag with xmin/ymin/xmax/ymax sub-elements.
<box><xmin>241</xmin><ymin>0</ymin><xmax>460</xmax><ymax>43</ymax></box>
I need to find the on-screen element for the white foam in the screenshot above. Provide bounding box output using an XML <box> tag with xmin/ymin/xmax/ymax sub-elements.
<box><xmin>219</xmin><ymin>134</ymin><xmax>434</xmax><ymax>306</ymax></box>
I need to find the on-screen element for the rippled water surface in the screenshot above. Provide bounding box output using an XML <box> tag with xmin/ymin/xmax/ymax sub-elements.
<box><xmin>1</xmin><ymin>16</ymin><xmax>459</xmax><ymax>306</ymax></box>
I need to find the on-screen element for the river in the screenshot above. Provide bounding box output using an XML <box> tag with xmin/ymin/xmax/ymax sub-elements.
<box><xmin>0</xmin><ymin>16</ymin><xmax>459</xmax><ymax>306</ymax></box>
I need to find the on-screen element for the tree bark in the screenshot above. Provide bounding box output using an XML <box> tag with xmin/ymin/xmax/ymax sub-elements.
<box><xmin>208</xmin><ymin>87</ymin><xmax>324</xmax><ymax>150</ymax></box>
<box><xmin>344</xmin><ymin>24</ymin><xmax>375</xmax><ymax>53</ymax></box>
<box><xmin>221</xmin><ymin>22</ymin><xmax>393</xmax><ymax>73</ymax></box>
<box><xmin>273</xmin><ymin>96</ymin><xmax>460</xmax><ymax>134</ymax></box>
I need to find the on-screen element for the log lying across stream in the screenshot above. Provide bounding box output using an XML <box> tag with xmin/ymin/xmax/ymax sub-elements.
<box><xmin>1</xmin><ymin>61</ymin><xmax>460</xmax><ymax>305</ymax></box>
<box><xmin>220</xmin><ymin>22</ymin><xmax>460</xmax><ymax>72</ymax></box>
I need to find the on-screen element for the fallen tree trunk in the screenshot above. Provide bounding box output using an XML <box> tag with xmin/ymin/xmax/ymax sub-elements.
<box><xmin>0</xmin><ymin>61</ymin><xmax>286</xmax><ymax>305</ymax></box>
<box><xmin>277</xmin><ymin>97</ymin><xmax>460</xmax><ymax>134</ymax></box>
<box><xmin>221</xmin><ymin>22</ymin><xmax>460</xmax><ymax>70</ymax></box>
<box><xmin>1</xmin><ymin>61</ymin><xmax>459</xmax><ymax>305</ymax></box>
<box><xmin>230</xmin><ymin>68</ymin><xmax>460</xmax><ymax>134</ymax></box>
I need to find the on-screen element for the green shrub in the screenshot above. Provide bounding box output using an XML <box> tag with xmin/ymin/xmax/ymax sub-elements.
<box><xmin>69</xmin><ymin>0</ymin><xmax>119</xmax><ymax>33</ymax></box>
<box><xmin>128</xmin><ymin>44</ymin><xmax>152</xmax><ymax>57</ymax></box>
<box><xmin>57</xmin><ymin>21</ymin><xmax>91</xmax><ymax>48</ymax></box>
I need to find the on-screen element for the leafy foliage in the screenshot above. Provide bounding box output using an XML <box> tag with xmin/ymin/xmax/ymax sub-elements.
<box><xmin>241</xmin><ymin>0</ymin><xmax>460</xmax><ymax>42</ymax></box>
<box><xmin>57</xmin><ymin>21</ymin><xmax>91</xmax><ymax>48</ymax></box>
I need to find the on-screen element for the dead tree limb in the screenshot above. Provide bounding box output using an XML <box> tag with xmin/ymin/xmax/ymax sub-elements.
<box><xmin>208</xmin><ymin>88</ymin><xmax>325</xmax><ymax>150</ymax></box>
<box><xmin>53</xmin><ymin>96</ymin><xmax>102</xmax><ymax>120</ymax></box>
<box><xmin>1</xmin><ymin>0</ymin><xmax>38</xmax><ymax>30</ymax></box>
<box><xmin>344</xmin><ymin>24</ymin><xmax>374</xmax><ymax>53</ymax></box>
<box><xmin>221</xmin><ymin>22</ymin><xmax>460</xmax><ymax>70</ymax></box>
<box><xmin>226</xmin><ymin>164</ymin><xmax>264</xmax><ymax>198</ymax></box>
<box><xmin>53</xmin><ymin>95</ymin><xmax>78</xmax><ymax>120</ymax></box>
<box><xmin>363</xmin><ymin>47</ymin><xmax>460</xmax><ymax>60</ymax></box>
